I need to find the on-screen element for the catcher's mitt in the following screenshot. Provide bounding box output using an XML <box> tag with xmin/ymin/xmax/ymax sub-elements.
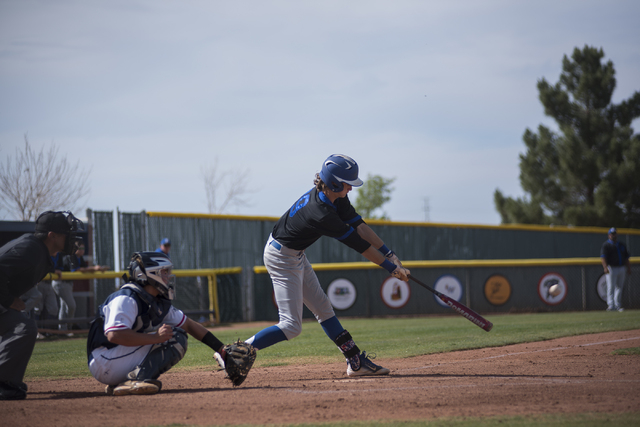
<box><xmin>221</xmin><ymin>340</ymin><xmax>256</xmax><ymax>386</ymax></box>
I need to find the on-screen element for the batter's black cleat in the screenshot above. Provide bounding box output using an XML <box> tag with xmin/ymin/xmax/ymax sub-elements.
<box><xmin>346</xmin><ymin>352</ymin><xmax>390</xmax><ymax>377</ymax></box>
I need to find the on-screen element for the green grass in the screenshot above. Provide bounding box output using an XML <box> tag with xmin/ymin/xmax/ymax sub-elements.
<box><xmin>26</xmin><ymin>310</ymin><xmax>640</xmax><ymax>379</ymax></box>
<box><xmin>612</xmin><ymin>347</ymin><xmax>640</xmax><ymax>355</ymax></box>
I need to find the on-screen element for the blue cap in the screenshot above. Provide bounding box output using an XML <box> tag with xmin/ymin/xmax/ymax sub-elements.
<box><xmin>161</xmin><ymin>238</ymin><xmax>171</xmax><ymax>245</ymax></box>
<box><xmin>608</xmin><ymin>227</ymin><xmax>617</xmax><ymax>234</ymax></box>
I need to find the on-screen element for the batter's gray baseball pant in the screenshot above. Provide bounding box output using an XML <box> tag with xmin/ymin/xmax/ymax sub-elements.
<box><xmin>264</xmin><ymin>235</ymin><xmax>336</xmax><ymax>340</ymax></box>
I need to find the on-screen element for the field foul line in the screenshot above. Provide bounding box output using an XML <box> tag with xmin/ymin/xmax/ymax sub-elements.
<box><xmin>285</xmin><ymin>377</ymin><xmax>640</xmax><ymax>395</ymax></box>
<box><xmin>399</xmin><ymin>336</ymin><xmax>640</xmax><ymax>372</ymax></box>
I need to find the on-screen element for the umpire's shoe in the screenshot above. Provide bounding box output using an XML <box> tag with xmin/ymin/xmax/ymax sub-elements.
<box><xmin>112</xmin><ymin>379</ymin><xmax>162</xmax><ymax>396</ymax></box>
<box><xmin>347</xmin><ymin>351</ymin><xmax>390</xmax><ymax>377</ymax></box>
<box><xmin>0</xmin><ymin>381</ymin><xmax>28</xmax><ymax>400</ymax></box>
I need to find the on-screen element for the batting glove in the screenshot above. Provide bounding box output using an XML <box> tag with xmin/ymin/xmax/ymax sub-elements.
<box><xmin>386</xmin><ymin>251</ymin><xmax>404</xmax><ymax>268</ymax></box>
<box><xmin>391</xmin><ymin>266</ymin><xmax>411</xmax><ymax>282</ymax></box>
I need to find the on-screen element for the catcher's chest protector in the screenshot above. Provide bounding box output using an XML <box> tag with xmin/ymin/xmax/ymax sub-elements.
<box><xmin>86</xmin><ymin>283</ymin><xmax>174</xmax><ymax>357</ymax></box>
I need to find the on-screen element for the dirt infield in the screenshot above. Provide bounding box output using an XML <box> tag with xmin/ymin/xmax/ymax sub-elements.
<box><xmin>5</xmin><ymin>330</ymin><xmax>640</xmax><ymax>426</ymax></box>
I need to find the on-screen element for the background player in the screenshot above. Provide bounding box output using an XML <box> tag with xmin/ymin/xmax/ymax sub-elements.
<box><xmin>600</xmin><ymin>227</ymin><xmax>632</xmax><ymax>311</ymax></box>
<box><xmin>53</xmin><ymin>243</ymin><xmax>109</xmax><ymax>335</ymax></box>
<box><xmin>243</xmin><ymin>154</ymin><xmax>410</xmax><ymax>376</ymax></box>
<box><xmin>87</xmin><ymin>251</ymin><xmax>230</xmax><ymax>395</ymax></box>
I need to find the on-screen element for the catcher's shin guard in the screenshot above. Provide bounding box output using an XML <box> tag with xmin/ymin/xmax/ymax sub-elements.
<box><xmin>127</xmin><ymin>327</ymin><xmax>188</xmax><ymax>383</ymax></box>
<box><xmin>334</xmin><ymin>330</ymin><xmax>361</xmax><ymax>371</ymax></box>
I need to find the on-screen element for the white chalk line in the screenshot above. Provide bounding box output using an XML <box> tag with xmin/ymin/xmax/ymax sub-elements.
<box><xmin>399</xmin><ymin>336</ymin><xmax>640</xmax><ymax>371</ymax></box>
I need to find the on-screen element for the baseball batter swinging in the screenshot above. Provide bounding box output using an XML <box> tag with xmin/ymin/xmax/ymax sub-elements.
<box><xmin>243</xmin><ymin>154</ymin><xmax>410</xmax><ymax>376</ymax></box>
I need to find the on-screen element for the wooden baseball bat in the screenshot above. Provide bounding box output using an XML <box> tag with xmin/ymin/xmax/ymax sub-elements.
<box><xmin>408</xmin><ymin>275</ymin><xmax>493</xmax><ymax>332</ymax></box>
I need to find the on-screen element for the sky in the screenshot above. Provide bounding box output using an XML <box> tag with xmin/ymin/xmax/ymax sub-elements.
<box><xmin>1</xmin><ymin>0</ymin><xmax>639</xmax><ymax>224</ymax></box>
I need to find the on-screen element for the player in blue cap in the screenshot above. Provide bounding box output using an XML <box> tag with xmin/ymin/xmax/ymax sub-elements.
<box><xmin>156</xmin><ymin>238</ymin><xmax>171</xmax><ymax>257</ymax></box>
<box><xmin>600</xmin><ymin>227</ymin><xmax>631</xmax><ymax>311</ymax></box>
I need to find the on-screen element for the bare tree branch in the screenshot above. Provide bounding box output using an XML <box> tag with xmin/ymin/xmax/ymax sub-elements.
<box><xmin>201</xmin><ymin>158</ymin><xmax>253</xmax><ymax>214</ymax></box>
<box><xmin>0</xmin><ymin>135</ymin><xmax>92</xmax><ymax>220</ymax></box>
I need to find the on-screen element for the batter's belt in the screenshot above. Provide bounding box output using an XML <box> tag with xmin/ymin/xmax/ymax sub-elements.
<box><xmin>267</xmin><ymin>235</ymin><xmax>305</xmax><ymax>257</ymax></box>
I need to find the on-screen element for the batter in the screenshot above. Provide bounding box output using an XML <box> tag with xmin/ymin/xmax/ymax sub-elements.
<box><xmin>245</xmin><ymin>154</ymin><xmax>410</xmax><ymax>376</ymax></box>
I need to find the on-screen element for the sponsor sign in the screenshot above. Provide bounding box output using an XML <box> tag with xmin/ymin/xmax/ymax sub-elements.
<box><xmin>484</xmin><ymin>274</ymin><xmax>511</xmax><ymax>306</ymax></box>
<box><xmin>537</xmin><ymin>272</ymin><xmax>568</xmax><ymax>305</ymax></box>
<box><xmin>380</xmin><ymin>276</ymin><xmax>411</xmax><ymax>309</ymax></box>
<box><xmin>433</xmin><ymin>274</ymin><xmax>463</xmax><ymax>307</ymax></box>
<box><xmin>327</xmin><ymin>278</ymin><xmax>357</xmax><ymax>310</ymax></box>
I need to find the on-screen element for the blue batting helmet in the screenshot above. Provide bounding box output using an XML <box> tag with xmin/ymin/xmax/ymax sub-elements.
<box><xmin>319</xmin><ymin>154</ymin><xmax>364</xmax><ymax>192</ymax></box>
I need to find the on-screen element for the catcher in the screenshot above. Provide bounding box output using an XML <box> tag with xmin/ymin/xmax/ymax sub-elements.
<box><xmin>86</xmin><ymin>251</ymin><xmax>256</xmax><ymax>396</ymax></box>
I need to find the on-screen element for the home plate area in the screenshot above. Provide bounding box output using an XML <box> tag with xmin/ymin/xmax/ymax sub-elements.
<box><xmin>5</xmin><ymin>330</ymin><xmax>640</xmax><ymax>427</ymax></box>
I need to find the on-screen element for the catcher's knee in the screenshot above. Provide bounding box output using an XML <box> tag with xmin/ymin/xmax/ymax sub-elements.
<box><xmin>129</xmin><ymin>328</ymin><xmax>188</xmax><ymax>381</ymax></box>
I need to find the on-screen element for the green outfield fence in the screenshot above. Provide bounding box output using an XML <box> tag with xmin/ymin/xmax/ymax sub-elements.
<box><xmin>253</xmin><ymin>258</ymin><xmax>640</xmax><ymax>321</ymax></box>
<box><xmin>80</xmin><ymin>210</ymin><xmax>639</xmax><ymax>322</ymax></box>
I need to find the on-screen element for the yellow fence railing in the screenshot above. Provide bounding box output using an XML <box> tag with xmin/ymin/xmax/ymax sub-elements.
<box><xmin>43</xmin><ymin>267</ymin><xmax>243</xmax><ymax>324</ymax></box>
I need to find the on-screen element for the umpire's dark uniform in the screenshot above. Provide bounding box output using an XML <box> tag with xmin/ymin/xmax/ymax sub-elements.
<box><xmin>0</xmin><ymin>210</ymin><xmax>82</xmax><ymax>400</ymax></box>
<box><xmin>0</xmin><ymin>234</ymin><xmax>55</xmax><ymax>399</ymax></box>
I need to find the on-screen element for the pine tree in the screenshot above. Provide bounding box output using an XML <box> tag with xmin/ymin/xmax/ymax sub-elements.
<box><xmin>495</xmin><ymin>45</ymin><xmax>640</xmax><ymax>227</ymax></box>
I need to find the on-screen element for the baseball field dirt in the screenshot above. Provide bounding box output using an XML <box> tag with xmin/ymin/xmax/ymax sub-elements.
<box><xmin>4</xmin><ymin>329</ymin><xmax>640</xmax><ymax>426</ymax></box>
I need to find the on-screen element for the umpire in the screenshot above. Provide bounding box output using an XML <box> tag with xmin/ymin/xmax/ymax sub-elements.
<box><xmin>0</xmin><ymin>210</ymin><xmax>83</xmax><ymax>400</ymax></box>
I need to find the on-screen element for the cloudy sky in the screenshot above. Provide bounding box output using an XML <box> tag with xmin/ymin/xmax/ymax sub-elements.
<box><xmin>1</xmin><ymin>1</ymin><xmax>639</xmax><ymax>224</ymax></box>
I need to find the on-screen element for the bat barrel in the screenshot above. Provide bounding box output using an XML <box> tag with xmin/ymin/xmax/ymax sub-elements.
<box><xmin>409</xmin><ymin>275</ymin><xmax>493</xmax><ymax>332</ymax></box>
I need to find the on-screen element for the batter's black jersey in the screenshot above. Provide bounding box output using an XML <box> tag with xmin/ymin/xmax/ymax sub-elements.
<box><xmin>271</xmin><ymin>187</ymin><xmax>371</xmax><ymax>253</ymax></box>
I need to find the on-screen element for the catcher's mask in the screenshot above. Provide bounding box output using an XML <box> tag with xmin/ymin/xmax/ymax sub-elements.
<box><xmin>129</xmin><ymin>251</ymin><xmax>176</xmax><ymax>300</ymax></box>
<box><xmin>35</xmin><ymin>210</ymin><xmax>84</xmax><ymax>255</ymax></box>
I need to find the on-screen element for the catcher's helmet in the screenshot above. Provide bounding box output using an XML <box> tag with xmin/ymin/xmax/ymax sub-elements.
<box><xmin>319</xmin><ymin>154</ymin><xmax>364</xmax><ymax>192</ymax></box>
<box><xmin>129</xmin><ymin>251</ymin><xmax>176</xmax><ymax>300</ymax></box>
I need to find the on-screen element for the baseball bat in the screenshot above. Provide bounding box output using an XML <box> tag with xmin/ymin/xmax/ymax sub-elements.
<box><xmin>408</xmin><ymin>275</ymin><xmax>493</xmax><ymax>332</ymax></box>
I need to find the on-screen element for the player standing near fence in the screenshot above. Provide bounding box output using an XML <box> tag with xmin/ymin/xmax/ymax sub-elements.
<box><xmin>241</xmin><ymin>154</ymin><xmax>410</xmax><ymax>376</ymax></box>
<box><xmin>601</xmin><ymin>227</ymin><xmax>632</xmax><ymax>312</ymax></box>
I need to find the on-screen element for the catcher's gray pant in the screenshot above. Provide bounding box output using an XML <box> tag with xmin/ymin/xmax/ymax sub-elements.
<box><xmin>89</xmin><ymin>329</ymin><xmax>187</xmax><ymax>386</ymax></box>
<box><xmin>605</xmin><ymin>266</ymin><xmax>627</xmax><ymax>310</ymax></box>
<box><xmin>0</xmin><ymin>309</ymin><xmax>38</xmax><ymax>385</ymax></box>
<box><xmin>52</xmin><ymin>281</ymin><xmax>76</xmax><ymax>330</ymax></box>
<box><xmin>264</xmin><ymin>235</ymin><xmax>336</xmax><ymax>340</ymax></box>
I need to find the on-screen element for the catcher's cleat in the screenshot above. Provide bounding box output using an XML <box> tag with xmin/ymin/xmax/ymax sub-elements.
<box><xmin>346</xmin><ymin>352</ymin><xmax>390</xmax><ymax>377</ymax></box>
<box><xmin>213</xmin><ymin>351</ymin><xmax>226</xmax><ymax>370</ymax></box>
<box><xmin>112</xmin><ymin>380</ymin><xmax>160</xmax><ymax>396</ymax></box>
<box><xmin>105</xmin><ymin>384</ymin><xmax>115</xmax><ymax>396</ymax></box>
